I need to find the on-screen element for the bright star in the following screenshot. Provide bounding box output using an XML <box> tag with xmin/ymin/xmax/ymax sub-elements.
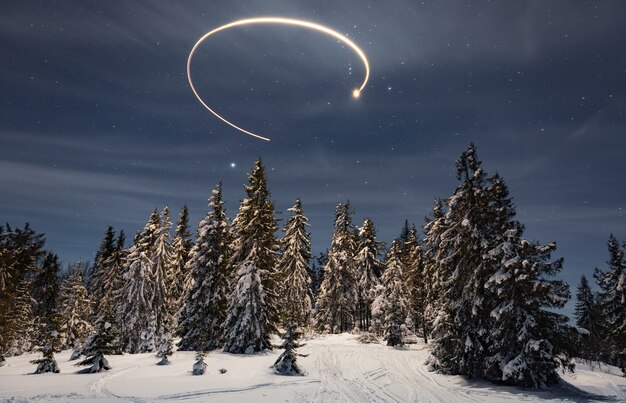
<box><xmin>230</xmin><ymin>162</ymin><xmax>236</xmax><ymax>168</ymax></box>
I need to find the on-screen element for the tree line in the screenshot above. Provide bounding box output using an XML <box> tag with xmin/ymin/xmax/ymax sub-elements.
<box><xmin>0</xmin><ymin>144</ymin><xmax>624</xmax><ymax>385</ymax></box>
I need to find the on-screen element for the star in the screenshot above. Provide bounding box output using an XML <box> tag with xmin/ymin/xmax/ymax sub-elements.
<box><xmin>230</xmin><ymin>162</ymin><xmax>236</xmax><ymax>168</ymax></box>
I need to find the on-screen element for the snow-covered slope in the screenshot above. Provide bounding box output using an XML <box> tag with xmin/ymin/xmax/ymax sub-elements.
<box><xmin>1</xmin><ymin>334</ymin><xmax>624</xmax><ymax>402</ymax></box>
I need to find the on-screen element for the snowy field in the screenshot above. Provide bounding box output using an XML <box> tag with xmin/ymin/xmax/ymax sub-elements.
<box><xmin>1</xmin><ymin>334</ymin><xmax>625</xmax><ymax>402</ymax></box>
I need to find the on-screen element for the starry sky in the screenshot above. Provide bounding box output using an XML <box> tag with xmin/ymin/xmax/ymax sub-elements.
<box><xmin>1</xmin><ymin>1</ymin><xmax>625</xmax><ymax>312</ymax></box>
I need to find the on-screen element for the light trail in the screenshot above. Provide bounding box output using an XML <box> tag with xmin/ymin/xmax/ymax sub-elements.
<box><xmin>187</xmin><ymin>17</ymin><xmax>370</xmax><ymax>141</ymax></box>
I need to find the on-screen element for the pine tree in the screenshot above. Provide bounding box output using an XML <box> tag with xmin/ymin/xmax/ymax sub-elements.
<box><xmin>119</xmin><ymin>211</ymin><xmax>159</xmax><ymax>353</ymax></box>
<box><xmin>31</xmin><ymin>328</ymin><xmax>62</xmax><ymax>374</ymax></box>
<box><xmin>31</xmin><ymin>252</ymin><xmax>61</xmax><ymax>345</ymax></box>
<box><xmin>170</xmin><ymin>206</ymin><xmax>193</xmax><ymax>313</ymax></box>
<box><xmin>152</xmin><ymin>207</ymin><xmax>174</xmax><ymax>342</ymax></box>
<box><xmin>353</xmin><ymin>218</ymin><xmax>383</xmax><ymax>331</ymax></box>
<box><xmin>594</xmin><ymin>234</ymin><xmax>626</xmax><ymax>374</ymax></box>
<box><xmin>273</xmin><ymin>320</ymin><xmax>307</xmax><ymax>375</ymax></box>
<box><xmin>76</xmin><ymin>320</ymin><xmax>117</xmax><ymax>373</ymax></box>
<box><xmin>574</xmin><ymin>275</ymin><xmax>606</xmax><ymax>363</ymax></box>
<box><xmin>374</xmin><ymin>240</ymin><xmax>408</xmax><ymax>346</ymax></box>
<box><xmin>89</xmin><ymin>226</ymin><xmax>116</xmax><ymax>302</ymax></box>
<box><xmin>58</xmin><ymin>262</ymin><xmax>93</xmax><ymax>357</ymax></box>
<box><xmin>277</xmin><ymin>199</ymin><xmax>313</xmax><ymax>328</ymax></box>
<box><xmin>429</xmin><ymin>144</ymin><xmax>495</xmax><ymax>377</ymax></box>
<box><xmin>316</xmin><ymin>201</ymin><xmax>358</xmax><ymax>333</ymax></box>
<box><xmin>156</xmin><ymin>332</ymin><xmax>174</xmax><ymax>365</ymax></box>
<box><xmin>310</xmin><ymin>251</ymin><xmax>328</xmax><ymax>300</ymax></box>
<box><xmin>404</xmin><ymin>227</ymin><xmax>429</xmax><ymax>342</ymax></box>
<box><xmin>3</xmin><ymin>279</ymin><xmax>36</xmax><ymax>355</ymax></box>
<box><xmin>98</xmin><ymin>231</ymin><xmax>126</xmax><ymax>329</ymax></box>
<box><xmin>224</xmin><ymin>160</ymin><xmax>279</xmax><ymax>353</ymax></box>
<box><xmin>485</xmin><ymin>228</ymin><xmax>573</xmax><ymax>388</ymax></box>
<box><xmin>178</xmin><ymin>184</ymin><xmax>231</xmax><ymax>351</ymax></box>
<box><xmin>192</xmin><ymin>351</ymin><xmax>207</xmax><ymax>375</ymax></box>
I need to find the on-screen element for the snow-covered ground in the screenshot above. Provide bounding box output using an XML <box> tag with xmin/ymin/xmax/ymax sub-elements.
<box><xmin>1</xmin><ymin>334</ymin><xmax>625</xmax><ymax>402</ymax></box>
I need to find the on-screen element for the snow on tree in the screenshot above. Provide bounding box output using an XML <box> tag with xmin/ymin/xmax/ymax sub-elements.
<box><xmin>428</xmin><ymin>144</ymin><xmax>497</xmax><ymax>377</ymax></box>
<box><xmin>192</xmin><ymin>351</ymin><xmax>207</xmax><ymax>375</ymax></box>
<box><xmin>277</xmin><ymin>199</ymin><xmax>313</xmax><ymax>328</ymax></box>
<box><xmin>89</xmin><ymin>226</ymin><xmax>116</xmax><ymax>303</ymax></box>
<box><xmin>3</xmin><ymin>278</ymin><xmax>36</xmax><ymax>356</ymax></box>
<box><xmin>119</xmin><ymin>211</ymin><xmax>160</xmax><ymax>353</ymax></box>
<box><xmin>485</xmin><ymin>228</ymin><xmax>573</xmax><ymax>388</ymax></box>
<box><xmin>76</xmin><ymin>320</ymin><xmax>117</xmax><ymax>373</ymax></box>
<box><xmin>404</xmin><ymin>227</ymin><xmax>429</xmax><ymax>342</ymax></box>
<box><xmin>156</xmin><ymin>332</ymin><xmax>174</xmax><ymax>365</ymax></box>
<box><xmin>273</xmin><ymin>320</ymin><xmax>307</xmax><ymax>376</ymax></box>
<box><xmin>96</xmin><ymin>231</ymin><xmax>127</xmax><ymax>329</ymax></box>
<box><xmin>58</xmin><ymin>262</ymin><xmax>93</xmax><ymax>357</ymax></box>
<box><xmin>170</xmin><ymin>205</ymin><xmax>193</xmax><ymax>314</ymax></box>
<box><xmin>315</xmin><ymin>201</ymin><xmax>358</xmax><ymax>333</ymax></box>
<box><xmin>178</xmin><ymin>184</ymin><xmax>232</xmax><ymax>351</ymax></box>
<box><xmin>224</xmin><ymin>160</ymin><xmax>279</xmax><ymax>353</ymax></box>
<box><xmin>574</xmin><ymin>275</ymin><xmax>607</xmax><ymax>363</ymax></box>
<box><xmin>310</xmin><ymin>251</ymin><xmax>328</xmax><ymax>301</ymax></box>
<box><xmin>31</xmin><ymin>329</ymin><xmax>61</xmax><ymax>374</ymax></box>
<box><xmin>594</xmin><ymin>234</ymin><xmax>626</xmax><ymax>375</ymax></box>
<box><xmin>31</xmin><ymin>252</ymin><xmax>61</xmax><ymax>345</ymax></box>
<box><xmin>353</xmin><ymin>218</ymin><xmax>383</xmax><ymax>331</ymax></box>
<box><xmin>374</xmin><ymin>240</ymin><xmax>408</xmax><ymax>346</ymax></box>
<box><xmin>152</xmin><ymin>207</ymin><xmax>175</xmax><ymax>342</ymax></box>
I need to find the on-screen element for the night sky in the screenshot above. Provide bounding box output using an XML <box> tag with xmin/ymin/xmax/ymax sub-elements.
<box><xmin>2</xmin><ymin>1</ymin><xmax>625</xmax><ymax>313</ymax></box>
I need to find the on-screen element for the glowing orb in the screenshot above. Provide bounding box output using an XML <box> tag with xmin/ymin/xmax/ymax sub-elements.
<box><xmin>187</xmin><ymin>17</ymin><xmax>370</xmax><ymax>142</ymax></box>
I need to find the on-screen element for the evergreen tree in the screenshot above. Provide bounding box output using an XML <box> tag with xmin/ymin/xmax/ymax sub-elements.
<box><xmin>594</xmin><ymin>234</ymin><xmax>626</xmax><ymax>374</ymax></box>
<box><xmin>485</xmin><ymin>229</ymin><xmax>573</xmax><ymax>388</ymax></box>
<box><xmin>405</xmin><ymin>227</ymin><xmax>429</xmax><ymax>342</ymax></box>
<box><xmin>31</xmin><ymin>328</ymin><xmax>62</xmax><ymax>374</ymax></box>
<box><xmin>58</xmin><ymin>262</ymin><xmax>93</xmax><ymax>356</ymax></box>
<box><xmin>178</xmin><ymin>184</ymin><xmax>231</xmax><ymax>351</ymax></box>
<box><xmin>277</xmin><ymin>199</ymin><xmax>313</xmax><ymax>328</ymax></box>
<box><xmin>98</xmin><ymin>231</ymin><xmax>126</xmax><ymax>329</ymax></box>
<box><xmin>89</xmin><ymin>226</ymin><xmax>116</xmax><ymax>301</ymax></box>
<box><xmin>273</xmin><ymin>320</ymin><xmax>307</xmax><ymax>376</ymax></box>
<box><xmin>31</xmin><ymin>252</ymin><xmax>61</xmax><ymax>345</ymax></box>
<box><xmin>76</xmin><ymin>319</ymin><xmax>117</xmax><ymax>373</ymax></box>
<box><xmin>373</xmin><ymin>240</ymin><xmax>408</xmax><ymax>346</ymax></box>
<box><xmin>353</xmin><ymin>218</ymin><xmax>383</xmax><ymax>331</ymax></box>
<box><xmin>310</xmin><ymin>250</ymin><xmax>328</xmax><ymax>301</ymax></box>
<box><xmin>224</xmin><ymin>160</ymin><xmax>279</xmax><ymax>353</ymax></box>
<box><xmin>152</xmin><ymin>207</ymin><xmax>174</xmax><ymax>341</ymax></box>
<box><xmin>170</xmin><ymin>205</ymin><xmax>193</xmax><ymax>312</ymax></box>
<box><xmin>119</xmin><ymin>211</ymin><xmax>159</xmax><ymax>353</ymax></box>
<box><xmin>316</xmin><ymin>201</ymin><xmax>358</xmax><ymax>333</ymax></box>
<box><xmin>3</xmin><ymin>279</ymin><xmax>36</xmax><ymax>355</ymax></box>
<box><xmin>156</xmin><ymin>333</ymin><xmax>174</xmax><ymax>365</ymax></box>
<box><xmin>574</xmin><ymin>275</ymin><xmax>606</xmax><ymax>363</ymax></box>
<box><xmin>429</xmin><ymin>144</ymin><xmax>495</xmax><ymax>377</ymax></box>
<box><xmin>192</xmin><ymin>351</ymin><xmax>207</xmax><ymax>375</ymax></box>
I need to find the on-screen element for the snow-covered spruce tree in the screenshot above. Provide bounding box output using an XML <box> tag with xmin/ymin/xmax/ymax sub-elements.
<box><xmin>277</xmin><ymin>199</ymin><xmax>314</xmax><ymax>328</ymax></box>
<box><xmin>89</xmin><ymin>226</ymin><xmax>116</xmax><ymax>303</ymax></box>
<box><xmin>310</xmin><ymin>251</ymin><xmax>328</xmax><ymax>301</ymax></box>
<box><xmin>156</xmin><ymin>332</ymin><xmax>174</xmax><ymax>365</ymax></box>
<box><xmin>574</xmin><ymin>275</ymin><xmax>607</xmax><ymax>363</ymax></box>
<box><xmin>485</xmin><ymin>226</ymin><xmax>573</xmax><ymax>388</ymax></box>
<box><xmin>316</xmin><ymin>201</ymin><xmax>358</xmax><ymax>333</ymax></box>
<box><xmin>178</xmin><ymin>184</ymin><xmax>232</xmax><ymax>351</ymax></box>
<box><xmin>76</xmin><ymin>319</ymin><xmax>117</xmax><ymax>373</ymax></box>
<box><xmin>119</xmin><ymin>211</ymin><xmax>159</xmax><ymax>353</ymax></box>
<box><xmin>192</xmin><ymin>351</ymin><xmax>207</xmax><ymax>375</ymax></box>
<box><xmin>374</xmin><ymin>240</ymin><xmax>408</xmax><ymax>346</ymax></box>
<box><xmin>58</xmin><ymin>262</ymin><xmax>93</xmax><ymax>357</ymax></box>
<box><xmin>404</xmin><ymin>226</ymin><xmax>429</xmax><ymax>342</ymax></box>
<box><xmin>31</xmin><ymin>252</ymin><xmax>61</xmax><ymax>345</ymax></box>
<box><xmin>224</xmin><ymin>160</ymin><xmax>279</xmax><ymax>353</ymax></box>
<box><xmin>31</xmin><ymin>328</ymin><xmax>62</xmax><ymax>374</ymax></box>
<box><xmin>152</xmin><ymin>207</ymin><xmax>175</xmax><ymax>344</ymax></box>
<box><xmin>273</xmin><ymin>320</ymin><xmax>307</xmax><ymax>375</ymax></box>
<box><xmin>0</xmin><ymin>224</ymin><xmax>46</xmax><ymax>359</ymax></box>
<box><xmin>170</xmin><ymin>205</ymin><xmax>193</xmax><ymax>314</ymax></box>
<box><xmin>421</xmin><ymin>199</ymin><xmax>447</xmax><ymax>343</ymax></box>
<box><xmin>594</xmin><ymin>234</ymin><xmax>626</xmax><ymax>374</ymax></box>
<box><xmin>96</xmin><ymin>231</ymin><xmax>126</xmax><ymax>334</ymax></box>
<box><xmin>354</xmin><ymin>218</ymin><xmax>383</xmax><ymax>331</ymax></box>
<box><xmin>3</xmin><ymin>279</ymin><xmax>36</xmax><ymax>356</ymax></box>
<box><xmin>428</xmin><ymin>144</ymin><xmax>496</xmax><ymax>377</ymax></box>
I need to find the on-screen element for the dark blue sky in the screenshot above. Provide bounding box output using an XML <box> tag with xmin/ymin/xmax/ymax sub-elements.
<box><xmin>1</xmin><ymin>1</ymin><xmax>625</xmax><ymax>312</ymax></box>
